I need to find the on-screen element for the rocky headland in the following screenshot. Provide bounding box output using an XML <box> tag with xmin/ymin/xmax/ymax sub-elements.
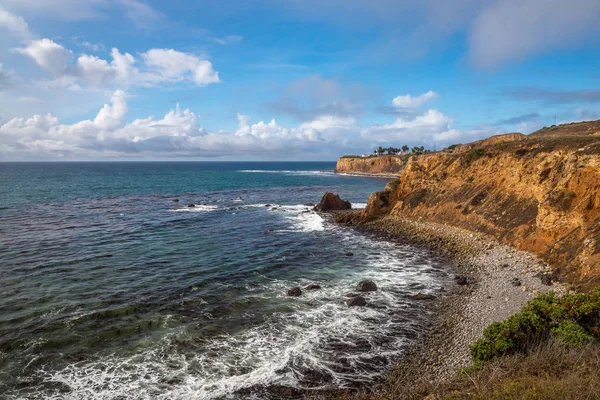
<box><xmin>327</xmin><ymin>120</ymin><xmax>600</xmax><ymax>399</ymax></box>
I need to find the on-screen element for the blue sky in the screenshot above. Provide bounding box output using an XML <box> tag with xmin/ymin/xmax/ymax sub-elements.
<box><xmin>0</xmin><ymin>0</ymin><xmax>599</xmax><ymax>160</ymax></box>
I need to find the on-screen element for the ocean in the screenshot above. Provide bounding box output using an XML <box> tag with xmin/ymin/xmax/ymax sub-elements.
<box><xmin>0</xmin><ymin>162</ymin><xmax>452</xmax><ymax>399</ymax></box>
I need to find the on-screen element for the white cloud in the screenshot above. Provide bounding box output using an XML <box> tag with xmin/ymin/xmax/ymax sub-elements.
<box><xmin>16</xmin><ymin>40</ymin><xmax>220</xmax><ymax>89</ymax></box>
<box><xmin>0</xmin><ymin>92</ymin><xmax>494</xmax><ymax>160</ymax></box>
<box><xmin>0</xmin><ymin>7</ymin><xmax>31</xmax><ymax>39</ymax></box>
<box><xmin>212</xmin><ymin>35</ymin><xmax>243</xmax><ymax>45</ymax></box>
<box><xmin>470</xmin><ymin>0</ymin><xmax>600</xmax><ymax>68</ymax></box>
<box><xmin>392</xmin><ymin>90</ymin><xmax>439</xmax><ymax>109</ymax></box>
<box><xmin>141</xmin><ymin>49</ymin><xmax>220</xmax><ymax>86</ymax></box>
<box><xmin>17</xmin><ymin>39</ymin><xmax>72</xmax><ymax>76</ymax></box>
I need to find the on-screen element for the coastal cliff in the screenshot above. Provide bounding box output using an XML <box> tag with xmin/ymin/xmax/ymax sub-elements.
<box><xmin>338</xmin><ymin>121</ymin><xmax>600</xmax><ymax>290</ymax></box>
<box><xmin>334</xmin><ymin>155</ymin><xmax>407</xmax><ymax>176</ymax></box>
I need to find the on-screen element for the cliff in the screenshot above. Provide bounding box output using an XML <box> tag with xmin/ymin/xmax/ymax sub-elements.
<box><xmin>334</xmin><ymin>155</ymin><xmax>407</xmax><ymax>176</ymax></box>
<box><xmin>338</xmin><ymin>120</ymin><xmax>600</xmax><ymax>290</ymax></box>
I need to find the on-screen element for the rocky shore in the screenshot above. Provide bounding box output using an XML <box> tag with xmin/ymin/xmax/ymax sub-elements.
<box><xmin>333</xmin><ymin>211</ymin><xmax>566</xmax><ymax>397</ymax></box>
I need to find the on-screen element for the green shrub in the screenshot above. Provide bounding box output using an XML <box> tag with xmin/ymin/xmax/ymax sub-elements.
<box><xmin>465</xmin><ymin>148</ymin><xmax>486</xmax><ymax>165</ymax></box>
<box><xmin>470</xmin><ymin>289</ymin><xmax>600</xmax><ymax>362</ymax></box>
<box><xmin>551</xmin><ymin>321</ymin><xmax>594</xmax><ymax>347</ymax></box>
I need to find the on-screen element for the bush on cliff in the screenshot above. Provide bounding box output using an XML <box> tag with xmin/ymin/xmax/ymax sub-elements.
<box><xmin>465</xmin><ymin>147</ymin><xmax>486</xmax><ymax>165</ymax></box>
<box><xmin>470</xmin><ymin>288</ymin><xmax>600</xmax><ymax>363</ymax></box>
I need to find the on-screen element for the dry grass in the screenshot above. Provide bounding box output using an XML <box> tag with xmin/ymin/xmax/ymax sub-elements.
<box><xmin>336</xmin><ymin>342</ymin><xmax>600</xmax><ymax>400</ymax></box>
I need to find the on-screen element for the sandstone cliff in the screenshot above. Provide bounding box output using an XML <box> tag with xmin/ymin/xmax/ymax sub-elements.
<box><xmin>334</xmin><ymin>155</ymin><xmax>407</xmax><ymax>175</ymax></box>
<box><xmin>339</xmin><ymin>120</ymin><xmax>600</xmax><ymax>290</ymax></box>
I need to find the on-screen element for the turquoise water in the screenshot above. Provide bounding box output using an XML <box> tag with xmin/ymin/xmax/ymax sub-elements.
<box><xmin>0</xmin><ymin>162</ymin><xmax>451</xmax><ymax>399</ymax></box>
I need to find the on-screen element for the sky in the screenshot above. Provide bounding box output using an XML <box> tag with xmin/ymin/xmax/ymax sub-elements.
<box><xmin>0</xmin><ymin>0</ymin><xmax>599</xmax><ymax>161</ymax></box>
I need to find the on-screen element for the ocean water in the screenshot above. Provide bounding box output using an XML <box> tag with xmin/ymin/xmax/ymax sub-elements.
<box><xmin>0</xmin><ymin>162</ymin><xmax>452</xmax><ymax>399</ymax></box>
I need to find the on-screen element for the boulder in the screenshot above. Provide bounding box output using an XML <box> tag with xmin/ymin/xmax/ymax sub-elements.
<box><xmin>313</xmin><ymin>192</ymin><xmax>351</xmax><ymax>211</ymax></box>
<box><xmin>346</xmin><ymin>292</ymin><xmax>360</xmax><ymax>297</ymax></box>
<box><xmin>454</xmin><ymin>275</ymin><xmax>468</xmax><ymax>285</ymax></box>
<box><xmin>356</xmin><ymin>280</ymin><xmax>377</xmax><ymax>292</ymax></box>
<box><xmin>304</xmin><ymin>283</ymin><xmax>321</xmax><ymax>290</ymax></box>
<box><xmin>346</xmin><ymin>296</ymin><xmax>367</xmax><ymax>307</ymax></box>
<box><xmin>287</xmin><ymin>287</ymin><xmax>302</xmax><ymax>297</ymax></box>
<box><xmin>510</xmin><ymin>278</ymin><xmax>522</xmax><ymax>287</ymax></box>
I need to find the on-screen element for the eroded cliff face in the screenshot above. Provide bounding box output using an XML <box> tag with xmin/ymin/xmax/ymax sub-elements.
<box><xmin>345</xmin><ymin>122</ymin><xmax>600</xmax><ymax>290</ymax></box>
<box><xmin>334</xmin><ymin>155</ymin><xmax>407</xmax><ymax>175</ymax></box>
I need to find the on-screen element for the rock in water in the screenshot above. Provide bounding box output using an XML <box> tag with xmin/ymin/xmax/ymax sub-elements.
<box><xmin>187</xmin><ymin>204</ymin><xmax>196</xmax><ymax>208</ymax></box>
<box><xmin>346</xmin><ymin>296</ymin><xmax>367</xmax><ymax>306</ymax></box>
<box><xmin>356</xmin><ymin>280</ymin><xmax>377</xmax><ymax>292</ymax></box>
<box><xmin>304</xmin><ymin>283</ymin><xmax>321</xmax><ymax>290</ymax></box>
<box><xmin>287</xmin><ymin>287</ymin><xmax>302</xmax><ymax>297</ymax></box>
<box><xmin>454</xmin><ymin>275</ymin><xmax>468</xmax><ymax>285</ymax></box>
<box><xmin>313</xmin><ymin>192</ymin><xmax>351</xmax><ymax>211</ymax></box>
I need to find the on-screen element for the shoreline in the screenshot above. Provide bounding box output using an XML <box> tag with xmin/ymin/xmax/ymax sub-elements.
<box><xmin>331</xmin><ymin>212</ymin><xmax>566</xmax><ymax>398</ymax></box>
<box><xmin>333</xmin><ymin>170</ymin><xmax>399</xmax><ymax>179</ymax></box>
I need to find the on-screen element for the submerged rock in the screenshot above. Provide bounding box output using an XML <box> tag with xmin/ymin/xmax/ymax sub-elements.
<box><xmin>346</xmin><ymin>296</ymin><xmax>367</xmax><ymax>307</ymax></box>
<box><xmin>287</xmin><ymin>287</ymin><xmax>302</xmax><ymax>297</ymax></box>
<box><xmin>313</xmin><ymin>192</ymin><xmax>351</xmax><ymax>211</ymax></box>
<box><xmin>304</xmin><ymin>283</ymin><xmax>321</xmax><ymax>290</ymax></box>
<box><xmin>356</xmin><ymin>280</ymin><xmax>377</xmax><ymax>292</ymax></box>
<box><xmin>172</xmin><ymin>198</ymin><xmax>179</xmax><ymax>202</ymax></box>
<box><xmin>187</xmin><ymin>204</ymin><xmax>196</xmax><ymax>208</ymax></box>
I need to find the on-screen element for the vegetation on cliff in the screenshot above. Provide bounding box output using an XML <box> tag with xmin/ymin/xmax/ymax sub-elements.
<box><xmin>346</xmin><ymin>290</ymin><xmax>600</xmax><ymax>400</ymax></box>
<box><xmin>471</xmin><ymin>289</ymin><xmax>600</xmax><ymax>363</ymax></box>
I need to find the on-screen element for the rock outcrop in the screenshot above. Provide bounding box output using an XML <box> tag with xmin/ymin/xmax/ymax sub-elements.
<box><xmin>338</xmin><ymin>120</ymin><xmax>600</xmax><ymax>291</ymax></box>
<box><xmin>335</xmin><ymin>155</ymin><xmax>407</xmax><ymax>176</ymax></box>
<box><xmin>314</xmin><ymin>192</ymin><xmax>351</xmax><ymax>211</ymax></box>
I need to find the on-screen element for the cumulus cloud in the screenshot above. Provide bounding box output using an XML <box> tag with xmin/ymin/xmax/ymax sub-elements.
<box><xmin>0</xmin><ymin>92</ymin><xmax>493</xmax><ymax>160</ymax></box>
<box><xmin>141</xmin><ymin>49</ymin><xmax>220</xmax><ymax>86</ymax></box>
<box><xmin>17</xmin><ymin>39</ymin><xmax>72</xmax><ymax>77</ymax></box>
<box><xmin>16</xmin><ymin>39</ymin><xmax>220</xmax><ymax>89</ymax></box>
<box><xmin>0</xmin><ymin>7</ymin><xmax>31</xmax><ymax>39</ymax></box>
<box><xmin>392</xmin><ymin>90</ymin><xmax>439</xmax><ymax>109</ymax></box>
